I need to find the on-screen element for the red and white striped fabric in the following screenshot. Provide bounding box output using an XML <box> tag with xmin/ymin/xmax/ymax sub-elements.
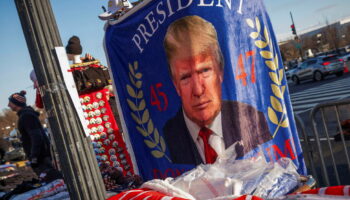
<box><xmin>107</xmin><ymin>189</ymin><xmax>264</xmax><ymax>200</ymax></box>
<box><xmin>232</xmin><ymin>195</ymin><xmax>264</xmax><ymax>200</ymax></box>
<box><xmin>297</xmin><ymin>185</ymin><xmax>350</xmax><ymax>196</ymax></box>
<box><xmin>108</xmin><ymin>186</ymin><xmax>350</xmax><ymax>200</ymax></box>
<box><xmin>107</xmin><ymin>188</ymin><xmax>189</xmax><ymax>200</ymax></box>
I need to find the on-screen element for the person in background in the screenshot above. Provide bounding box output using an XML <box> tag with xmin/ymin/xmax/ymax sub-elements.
<box><xmin>7</xmin><ymin>90</ymin><xmax>52</xmax><ymax>176</ymax></box>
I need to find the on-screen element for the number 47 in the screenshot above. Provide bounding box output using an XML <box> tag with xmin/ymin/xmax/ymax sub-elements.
<box><xmin>235</xmin><ymin>50</ymin><xmax>256</xmax><ymax>86</ymax></box>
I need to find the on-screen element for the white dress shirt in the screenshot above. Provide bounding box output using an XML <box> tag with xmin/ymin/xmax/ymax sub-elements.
<box><xmin>183</xmin><ymin>110</ymin><xmax>226</xmax><ymax>163</ymax></box>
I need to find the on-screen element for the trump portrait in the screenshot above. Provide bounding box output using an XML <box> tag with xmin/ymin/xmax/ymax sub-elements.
<box><xmin>162</xmin><ymin>15</ymin><xmax>272</xmax><ymax>165</ymax></box>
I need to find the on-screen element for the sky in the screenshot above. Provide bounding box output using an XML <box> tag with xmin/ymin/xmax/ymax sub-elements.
<box><xmin>0</xmin><ymin>0</ymin><xmax>350</xmax><ymax>112</ymax></box>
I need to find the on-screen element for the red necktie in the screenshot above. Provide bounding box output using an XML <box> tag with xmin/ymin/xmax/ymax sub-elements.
<box><xmin>198</xmin><ymin>127</ymin><xmax>218</xmax><ymax>164</ymax></box>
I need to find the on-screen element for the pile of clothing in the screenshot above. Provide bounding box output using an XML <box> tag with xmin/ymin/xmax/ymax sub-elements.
<box><xmin>0</xmin><ymin>168</ymin><xmax>65</xmax><ymax>200</ymax></box>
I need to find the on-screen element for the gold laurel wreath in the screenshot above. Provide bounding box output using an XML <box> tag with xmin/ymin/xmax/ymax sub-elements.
<box><xmin>246</xmin><ymin>17</ymin><xmax>289</xmax><ymax>138</ymax></box>
<box><xmin>126</xmin><ymin>61</ymin><xmax>171</xmax><ymax>161</ymax></box>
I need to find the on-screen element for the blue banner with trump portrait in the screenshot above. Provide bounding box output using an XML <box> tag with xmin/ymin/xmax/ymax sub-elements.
<box><xmin>104</xmin><ymin>0</ymin><xmax>306</xmax><ymax>180</ymax></box>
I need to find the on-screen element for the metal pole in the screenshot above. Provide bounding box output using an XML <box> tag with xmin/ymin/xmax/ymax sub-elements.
<box><xmin>14</xmin><ymin>0</ymin><xmax>106</xmax><ymax>199</ymax></box>
<box><xmin>290</xmin><ymin>11</ymin><xmax>303</xmax><ymax>60</ymax></box>
<box><xmin>294</xmin><ymin>114</ymin><xmax>318</xmax><ymax>184</ymax></box>
<box><xmin>320</xmin><ymin>109</ymin><xmax>340</xmax><ymax>185</ymax></box>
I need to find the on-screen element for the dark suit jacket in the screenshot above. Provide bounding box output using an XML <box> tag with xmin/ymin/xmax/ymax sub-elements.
<box><xmin>163</xmin><ymin>101</ymin><xmax>271</xmax><ymax>165</ymax></box>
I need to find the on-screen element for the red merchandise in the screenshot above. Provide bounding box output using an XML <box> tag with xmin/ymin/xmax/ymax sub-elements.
<box><xmin>296</xmin><ymin>185</ymin><xmax>350</xmax><ymax>196</ymax></box>
<box><xmin>79</xmin><ymin>88</ymin><xmax>134</xmax><ymax>176</ymax></box>
<box><xmin>107</xmin><ymin>188</ymin><xmax>189</xmax><ymax>200</ymax></box>
<box><xmin>35</xmin><ymin>89</ymin><xmax>43</xmax><ymax>109</ymax></box>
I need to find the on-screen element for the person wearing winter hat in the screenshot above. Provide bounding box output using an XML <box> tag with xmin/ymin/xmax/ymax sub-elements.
<box><xmin>8</xmin><ymin>91</ymin><xmax>52</xmax><ymax>176</ymax></box>
<box><xmin>66</xmin><ymin>35</ymin><xmax>83</xmax><ymax>64</ymax></box>
<box><xmin>65</xmin><ymin>35</ymin><xmax>96</xmax><ymax>64</ymax></box>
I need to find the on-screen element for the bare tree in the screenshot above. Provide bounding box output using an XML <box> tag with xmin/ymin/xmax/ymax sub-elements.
<box><xmin>279</xmin><ymin>42</ymin><xmax>299</xmax><ymax>61</ymax></box>
<box><xmin>323</xmin><ymin>19</ymin><xmax>341</xmax><ymax>51</ymax></box>
<box><xmin>0</xmin><ymin>109</ymin><xmax>18</xmax><ymax>137</ymax></box>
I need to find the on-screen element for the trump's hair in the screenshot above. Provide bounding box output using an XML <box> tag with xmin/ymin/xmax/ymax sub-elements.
<box><xmin>163</xmin><ymin>15</ymin><xmax>224</xmax><ymax>78</ymax></box>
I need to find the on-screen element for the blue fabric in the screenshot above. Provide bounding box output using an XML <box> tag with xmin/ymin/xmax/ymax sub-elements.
<box><xmin>104</xmin><ymin>0</ymin><xmax>306</xmax><ymax>180</ymax></box>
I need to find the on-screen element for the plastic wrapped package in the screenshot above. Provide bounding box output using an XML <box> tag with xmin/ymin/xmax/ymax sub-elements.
<box><xmin>171</xmin><ymin>165</ymin><xmax>243</xmax><ymax>199</ymax></box>
<box><xmin>170</xmin><ymin>157</ymin><xmax>269</xmax><ymax>199</ymax></box>
<box><xmin>253</xmin><ymin>158</ymin><xmax>300</xmax><ymax>199</ymax></box>
<box><xmin>142</xmin><ymin>144</ymin><xmax>300</xmax><ymax>199</ymax></box>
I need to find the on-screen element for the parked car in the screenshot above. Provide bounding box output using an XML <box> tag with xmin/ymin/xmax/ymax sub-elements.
<box><xmin>290</xmin><ymin>55</ymin><xmax>345</xmax><ymax>85</ymax></box>
<box><xmin>340</xmin><ymin>52</ymin><xmax>350</xmax><ymax>62</ymax></box>
<box><xmin>285</xmin><ymin>68</ymin><xmax>297</xmax><ymax>80</ymax></box>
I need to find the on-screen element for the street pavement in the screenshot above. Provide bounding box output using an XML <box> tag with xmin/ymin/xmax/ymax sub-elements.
<box><xmin>288</xmin><ymin>74</ymin><xmax>350</xmax><ymax>115</ymax></box>
<box><xmin>287</xmin><ymin>73</ymin><xmax>350</xmax><ymax>186</ymax></box>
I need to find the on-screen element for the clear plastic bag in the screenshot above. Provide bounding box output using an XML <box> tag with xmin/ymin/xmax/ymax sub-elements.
<box><xmin>253</xmin><ymin>158</ymin><xmax>300</xmax><ymax>199</ymax></box>
<box><xmin>168</xmin><ymin>144</ymin><xmax>300</xmax><ymax>199</ymax></box>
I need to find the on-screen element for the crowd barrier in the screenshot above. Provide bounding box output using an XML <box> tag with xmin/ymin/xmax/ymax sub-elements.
<box><xmin>295</xmin><ymin>98</ymin><xmax>350</xmax><ymax>187</ymax></box>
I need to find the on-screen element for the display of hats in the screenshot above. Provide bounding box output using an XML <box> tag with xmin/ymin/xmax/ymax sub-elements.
<box><xmin>79</xmin><ymin>89</ymin><xmax>133</xmax><ymax>173</ymax></box>
<box><xmin>104</xmin><ymin>139</ymin><xmax>110</xmax><ymax>146</ymax></box>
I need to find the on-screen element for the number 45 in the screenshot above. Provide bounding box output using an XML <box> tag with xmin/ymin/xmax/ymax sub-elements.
<box><xmin>150</xmin><ymin>83</ymin><xmax>168</xmax><ymax>111</ymax></box>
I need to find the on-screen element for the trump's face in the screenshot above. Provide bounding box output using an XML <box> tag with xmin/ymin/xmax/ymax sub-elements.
<box><xmin>170</xmin><ymin>47</ymin><xmax>223</xmax><ymax>127</ymax></box>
